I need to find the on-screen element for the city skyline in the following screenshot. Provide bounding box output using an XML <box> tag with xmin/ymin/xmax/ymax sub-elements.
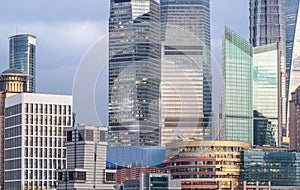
<box><xmin>0</xmin><ymin>0</ymin><xmax>248</xmax><ymax>95</ymax></box>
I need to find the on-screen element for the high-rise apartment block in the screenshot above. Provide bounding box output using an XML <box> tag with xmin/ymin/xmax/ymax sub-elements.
<box><xmin>108</xmin><ymin>0</ymin><xmax>160</xmax><ymax>146</ymax></box>
<box><xmin>222</xmin><ymin>27</ymin><xmax>281</xmax><ymax>146</ymax></box>
<box><xmin>9</xmin><ymin>34</ymin><xmax>36</xmax><ymax>93</ymax></box>
<box><xmin>160</xmin><ymin>0</ymin><xmax>212</xmax><ymax>145</ymax></box>
<box><xmin>4</xmin><ymin>93</ymin><xmax>72</xmax><ymax>190</ymax></box>
<box><xmin>57</xmin><ymin>124</ymin><xmax>115</xmax><ymax>190</ymax></box>
<box><xmin>249</xmin><ymin>0</ymin><xmax>286</xmax><ymax>146</ymax></box>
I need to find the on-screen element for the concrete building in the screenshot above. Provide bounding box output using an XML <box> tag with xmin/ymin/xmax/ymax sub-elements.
<box><xmin>160</xmin><ymin>0</ymin><xmax>212</xmax><ymax>145</ymax></box>
<box><xmin>289</xmin><ymin>85</ymin><xmax>300</xmax><ymax>151</ymax></box>
<box><xmin>108</xmin><ymin>0</ymin><xmax>161</xmax><ymax>146</ymax></box>
<box><xmin>0</xmin><ymin>69</ymin><xmax>31</xmax><ymax>190</ymax></box>
<box><xmin>164</xmin><ymin>139</ymin><xmax>251</xmax><ymax>189</ymax></box>
<box><xmin>57</xmin><ymin>124</ymin><xmax>115</xmax><ymax>190</ymax></box>
<box><xmin>9</xmin><ymin>34</ymin><xmax>36</xmax><ymax>92</ymax></box>
<box><xmin>4</xmin><ymin>93</ymin><xmax>72</xmax><ymax>190</ymax></box>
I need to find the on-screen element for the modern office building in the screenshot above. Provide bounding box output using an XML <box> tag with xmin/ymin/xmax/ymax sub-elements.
<box><xmin>108</xmin><ymin>0</ymin><xmax>161</xmax><ymax>146</ymax></box>
<box><xmin>241</xmin><ymin>147</ymin><xmax>300</xmax><ymax>188</ymax></box>
<box><xmin>289</xmin><ymin>85</ymin><xmax>300</xmax><ymax>151</ymax></box>
<box><xmin>0</xmin><ymin>69</ymin><xmax>31</xmax><ymax>190</ymax></box>
<box><xmin>249</xmin><ymin>0</ymin><xmax>287</xmax><ymax>146</ymax></box>
<box><xmin>160</xmin><ymin>0</ymin><xmax>212</xmax><ymax>145</ymax></box>
<box><xmin>57</xmin><ymin>124</ymin><xmax>115</xmax><ymax>190</ymax></box>
<box><xmin>4</xmin><ymin>93</ymin><xmax>72</xmax><ymax>190</ymax></box>
<box><xmin>9</xmin><ymin>34</ymin><xmax>36</xmax><ymax>92</ymax></box>
<box><xmin>107</xmin><ymin>146</ymin><xmax>165</xmax><ymax>168</ymax></box>
<box><xmin>222</xmin><ymin>27</ymin><xmax>253</xmax><ymax>145</ymax></box>
<box><xmin>286</xmin><ymin>0</ymin><xmax>300</xmax><ymax>102</ymax></box>
<box><xmin>223</xmin><ymin>27</ymin><xmax>281</xmax><ymax>146</ymax></box>
<box><xmin>253</xmin><ymin>43</ymin><xmax>280</xmax><ymax>146</ymax></box>
<box><xmin>164</xmin><ymin>139</ymin><xmax>251</xmax><ymax>189</ymax></box>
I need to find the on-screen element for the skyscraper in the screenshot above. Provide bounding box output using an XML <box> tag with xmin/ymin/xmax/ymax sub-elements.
<box><xmin>9</xmin><ymin>34</ymin><xmax>36</xmax><ymax>92</ymax></box>
<box><xmin>4</xmin><ymin>93</ymin><xmax>72</xmax><ymax>190</ymax></box>
<box><xmin>286</xmin><ymin>1</ymin><xmax>300</xmax><ymax>118</ymax></box>
<box><xmin>222</xmin><ymin>27</ymin><xmax>253</xmax><ymax>145</ymax></box>
<box><xmin>160</xmin><ymin>0</ymin><xmax>212</xmax><ymax>145</ymax></box>
<box><xmin>249</xmin><ymin>0</ymin><xmax>286</xmax><ymax>146</ymax></box>
<box><xmin>289</xmin><ymin>85</ymin><xmax>300</xmax><ymax>151</ymax></box>
<box><xmin>108</xmin><ymin>0</ymin><xmax>160</xmax><ymax>146</ymax></box>
<box><xmin>253</xmin><ymin>43</ymin><xmax>280</xmax><ymax>146</ymax></box>
<box><xmin>222</xmin><ymin>27</ymin><xmax>281</xmax><ymax>146</ymax></box>
<box><xmin>0</xmin><ymin>69</ymin><xmax>31</xmax><ymax>190</ymax></box>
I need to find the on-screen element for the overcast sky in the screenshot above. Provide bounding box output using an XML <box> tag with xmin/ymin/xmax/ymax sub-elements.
<box><xmin>0</xmin><ymin>0</ymin><xmax>249</xmax><ymax>124</ymax></box>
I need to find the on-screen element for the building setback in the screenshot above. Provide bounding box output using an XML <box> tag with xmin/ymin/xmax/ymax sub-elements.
<box><xmin>4</xmin><ymin>93</ymin><xmax>72</xmax><ymax>190</ymax></box>
<box><xmin>108</xmin><ymin>0</ymin><xmax>161</xmax><ymax>146</ymax></box>
<box><xmin>160</xmin><ymin>0</ymin><xmax>212</xmax><ymax>145</ymax></box>
<box><xmin>9</xmin><ymin>34</ymin><xmax>36</xmax><ymax>93</ymax></box>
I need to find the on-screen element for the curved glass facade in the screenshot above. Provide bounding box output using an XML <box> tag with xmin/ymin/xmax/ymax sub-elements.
<box><xmin>9</xmin><ymin>34</ymin><xmax>36</xmax><ymax>92</ymax></box>
<box><xmin>108</xmin><ymin>0</ymin><xmax>160</xmax><ymax>146</ymax></box>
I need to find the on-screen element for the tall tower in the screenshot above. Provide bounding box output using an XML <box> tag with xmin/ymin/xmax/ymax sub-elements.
<box><xmin>222</xmin><ymin>27</ymin><xmax>253</xmax><ymax>145</ymax></box>
<box><xmin>249</xmin><ymin>0</ymin><xmax>286</xmax><ymax>146</ymax></box>
<box><xmin>108</xmin><ymin>0</ymin><xmax>161</xmax><ymax>146</ymax></box>
<box><xmin>0</xmin><ymin>68</ymin><xmax>31</xmax><ymax>190</ymax></box>
<box><xmin>160</xmin><ymin>0</ymin><xmax>212</xmax><ymax>145</ymax></box>
<box><xmin>9</xmin><ymin>34</ymin><xmax>36</xmax><ymax>93</ymax></box>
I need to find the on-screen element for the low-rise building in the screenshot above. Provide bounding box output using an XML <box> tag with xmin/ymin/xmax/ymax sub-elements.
<box><xmin>57</xmin><ymin>124</ymin><xmax>115</xmax><ymax>190</ymax></box>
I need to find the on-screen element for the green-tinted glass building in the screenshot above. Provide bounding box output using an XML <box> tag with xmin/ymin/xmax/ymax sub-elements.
<box><xmin>222</xmin><ymin>27</ymin><xmax>253</xmax><ymax>145</ymax></box>
<box><xmin>222</xmin><ymin>27</ymin><xmax>280</xmax><ymax>146</ymax></box>
<box><xmin>253</xmin><ymin>43</ymin><xmax>280</xmax><ymax>146</ymax></box>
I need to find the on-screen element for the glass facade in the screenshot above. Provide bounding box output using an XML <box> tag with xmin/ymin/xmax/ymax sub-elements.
<box><xmin>9</xmin><ymin>34</ymin><xmax>36</xmax><ymax>93</ymax></box>
<box><xmin>222</xmin><ymin>27</ymin><xmax>253</xmax><ymax>145</ymax></box>
<box><xmin>160</xmin><ymin>0</ymin><xmax>212</xmax><ymax>145</ymax></box>
<box><xmin>253</xmin><ymin>43</ymin><xmax>280</xmax><ymax>146</ymax></box>
<box><xmin>287</xmin><ymin>2</ymin><xmax>300</xmax><ymax>117</ymax></box>
<box><xmin>249</xmin><ymin>0</ymin><xmax>286</xmax><ymax>143</ymax></box>
<box><xmin>241</xmin><ymin>150</ymin><xmax>300</xmax><ymax>187</ymax></box>
<box><xmin>108</xmin><ymin>0</ymin><xmax>160</xmax><ymax>146</ymax></box>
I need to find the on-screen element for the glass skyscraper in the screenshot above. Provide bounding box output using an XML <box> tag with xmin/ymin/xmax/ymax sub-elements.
<box><xmin>108</xmin><ymin>0</ymin><xmax>160</xmax><ymax>146</ymax></box>
<box><xmin>253</xmin><ymin>43</ymin><xmax>280</xmax><ymax>146</ymax></box>
<box><xmin>287</xmin><ymin>1</ymin><xmax>300</xmax><ymax>104</ymax></box>
<box><xmin>9</xmin><ymin>34</ymin><xmax>36</xmax><ymax>93</ymax></box>
<box><xmin>222</xmin><ymin>27</ymin><xmax>253</xmax><ymax>145</ymax></box>
<box><xmin>160</xmin><ymin>0</ymin><xmax>212</xmax><ymax>145</ymax></box>
<box><xmin>249</xmin><ymin>0</ymin><xmax>286</xmax><ymax>145</ymax></box>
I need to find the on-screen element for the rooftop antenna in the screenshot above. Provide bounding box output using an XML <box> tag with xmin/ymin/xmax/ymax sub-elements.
<box><xmin>16</xmin><ymin>26</ymin><xmax>18</xmax><ymax>35</ymax></box>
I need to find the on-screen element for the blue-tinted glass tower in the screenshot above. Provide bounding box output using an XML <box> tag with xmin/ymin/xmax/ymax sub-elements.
<box><xmin>9</xmin><ymin>34</ymin><xmax>36</xmax><ymax>92</ymax></box>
